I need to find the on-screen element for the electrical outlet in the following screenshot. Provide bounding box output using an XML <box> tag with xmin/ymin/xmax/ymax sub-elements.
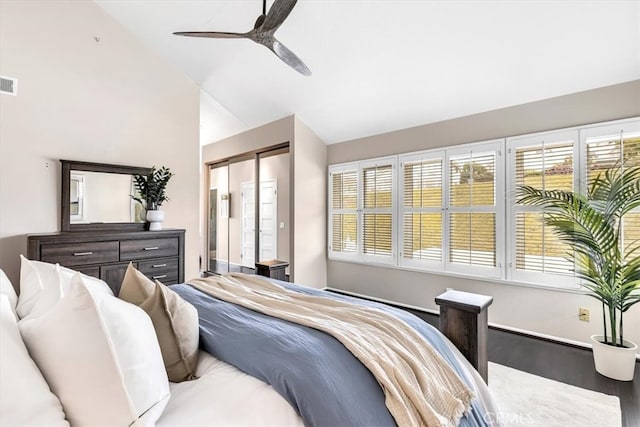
<box><xmin>579</xmin><ymin>308</ymin><xmax>590</xmax><ymax>322</ymax></box>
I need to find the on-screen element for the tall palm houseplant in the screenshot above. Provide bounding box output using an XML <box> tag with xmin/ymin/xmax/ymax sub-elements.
<box><xmin>517</xmin><ymin>163</ymin><xmax>640</xmax><ymax>381</ymax></box>
<box><xmin>131</xmin><ymin>166</ymin><xmax>173</xmax><ymax>230</ymax></box>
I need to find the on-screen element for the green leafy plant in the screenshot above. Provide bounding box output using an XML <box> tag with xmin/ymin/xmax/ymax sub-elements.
<box><xmin>131</xmin><ymin>166</ymin><xmax>174</xmax><ymax>211</ymax></box>
<box><xmin>516</xmin><ymin>163</ymin><xmax>640</xmax><ymax>348</ymax></box>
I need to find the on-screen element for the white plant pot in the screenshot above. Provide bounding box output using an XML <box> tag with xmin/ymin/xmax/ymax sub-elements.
<box><xmin>146</xmin><ymin>210</ymin><xmax>165</xmax><ymax>231</ymax></box>
<box><xmin>591</xmin><ymin>335</ymin><xmax>637</xmax><ymax>381</ymax></box>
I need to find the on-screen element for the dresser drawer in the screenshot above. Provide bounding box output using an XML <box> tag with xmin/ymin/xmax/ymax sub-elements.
<box><xmin>40</xmin><ymin>241</ymin><xmax>119</xmax><ymax>266</ymax></box>
<box><xmin>120</xmin><ymin>238</ymin><xmax>179</xmax><ymax>261</ymax></box>
<box><xmin>137</xmin><ymin>258</ymin><xmax>179</xmax><ymax>280</ymax></box>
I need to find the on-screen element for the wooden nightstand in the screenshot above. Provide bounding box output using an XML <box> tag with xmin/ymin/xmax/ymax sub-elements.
<box><xmin>255</xmin><ymin>260</ymin><xmax>289</xmax><ymax>281</ymax></box>
<box><xmin>435</xmin><ymin>290</ymin><xmax>493</xmax><ymax>383</ymax></box>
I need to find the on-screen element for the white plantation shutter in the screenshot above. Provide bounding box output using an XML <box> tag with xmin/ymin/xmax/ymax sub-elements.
<box><xmin>624</xmin><ymin>211</ymin><xmax>640</xmax><ymax>260</ymax></box>
<box><xmin>583</xmin><ymin>123</ymin><xmax>640</xmax><ymax>262</ymax></box>
<box><xmin>362</xmin><ymin>163</ymin><xmax>393</xmax><ymax>257</ymax></box>
<box><xmin>329</xmin><ymin>168</ymin><xmax>358</xmax><ymax>256</ymax></box>
<box><xmin>508</xmin><ymin>131</ymin><xmax>578</xmax><ymax>286</ymax></box>
<box><xmin>328</xmin><ymin>118</ymin><xmax>638</xmax><ymax>291</ymax></box>
<box><xmin>328</xmin><ymin>158</ymin><xmax>395</xmax><ymax>263</ymax></box>
<box><xmin>400</xmin><ymin>153</ymin><xmax>444</xmax><ymax>268</ymax></box>
<box><xmin>447</xmin><ymin>141</ymin><xmax>504</xmax><ymax>277</ymax></box>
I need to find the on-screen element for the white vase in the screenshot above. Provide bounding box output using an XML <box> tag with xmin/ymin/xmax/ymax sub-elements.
<box><xmin>146</xmin><ymin>210</ymin><xmax>165</xmax><ymax>231</ymax></box>
<box><xmin>591</xmin><ymin>335</ymin><xmax>637</xmax><ymax>381</ymax></box>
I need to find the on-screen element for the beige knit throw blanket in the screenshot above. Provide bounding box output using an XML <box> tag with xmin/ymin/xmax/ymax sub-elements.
<box><xmin>189</xmin><ymin>273</ymin><xmax>474</xmax><ymax>427</ymax></box>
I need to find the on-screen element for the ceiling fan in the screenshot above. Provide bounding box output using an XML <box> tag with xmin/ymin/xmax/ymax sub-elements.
<box><xmin>173</xmin><ymin>0</ymin><xmax>311</xmax><ymax>76</ymax></box>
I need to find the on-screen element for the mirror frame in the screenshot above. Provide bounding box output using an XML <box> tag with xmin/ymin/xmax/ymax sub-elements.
<box><xmin>61</xmin><ymin>160</ymin><xmax>152</xmax><ymax>232</ymax></box>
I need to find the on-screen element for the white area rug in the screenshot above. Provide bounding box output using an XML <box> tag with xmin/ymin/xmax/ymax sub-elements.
<box><xmin>488</xmin><ymin>362</ymin><xmax>621</xmax><ymax>427</ymax></box>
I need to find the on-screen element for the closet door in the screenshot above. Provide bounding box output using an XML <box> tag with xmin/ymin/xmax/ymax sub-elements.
<box><xmin>207</xmin><ymin>144</ymin><xmax>290</xmax><ymax>279</ymax></box>
<box><xmin>258</xmin><ymin>149</ymin><xmax>290</xmax><ymax>279</ymax></box>
<box><xmin>208</xmin><ymin>163</ymin><xmax>229</xmax><ymax>275</ymax></box>
<box><xmin>229</xmin><ymin>157</ymin><xmax>255</xmax><ymax>273</ymax></box>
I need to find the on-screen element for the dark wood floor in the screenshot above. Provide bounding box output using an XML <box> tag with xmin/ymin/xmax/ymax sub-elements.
<box><xmin>208</xmin><ymin>260</ymin><xmax>254</xmax><ymax>275</ymax></box>
<box><xmin>405</xmin><ymin>309</ymin><xmax>639</xmax><ymax>427</ymax></box>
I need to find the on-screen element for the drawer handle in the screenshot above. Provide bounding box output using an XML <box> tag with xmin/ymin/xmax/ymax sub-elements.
<box><xmin>73</xmin><ymin>251</ymin><xmax>93</xmax><ymax>256</ymax></box>
<box><xmin>152</xmin><ymin>264</ymin><xmax>167</xmax><ymax>268</ymax></box>
<box><xmin>144</xmin><ymin>247</ymin><xmax>159</xmax><ymax>251</ymax></box>
<box><xmin>152</xmin><ymin>275</ymin><xmax>167</xmax><ymax>280</ymax></box>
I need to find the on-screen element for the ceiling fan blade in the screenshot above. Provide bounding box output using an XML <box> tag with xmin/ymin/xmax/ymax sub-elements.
<box><xmin>260</xmin><ymin>0</ymin><xmax>298</xmax><ymax>32</ymax></box>
<box><xmin>263</xmin><ymin>38</ymin><xmax>311</xmax><ymax>76</ymax></box>
<box><xmin>254</xmin><ymin>14</ymin><xmax>266</xmax><ymax>29</ymax></box>
<box><xmin>173</xmin><ymin>31</ymin><xmax>246</xmax><ymax>39</ymax></box>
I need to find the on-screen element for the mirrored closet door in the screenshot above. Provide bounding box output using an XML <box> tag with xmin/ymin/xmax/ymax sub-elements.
<box><xmin>207</xmin><ymin>145</ymin><xmax>290</xmax><ymax>278</ymax></box>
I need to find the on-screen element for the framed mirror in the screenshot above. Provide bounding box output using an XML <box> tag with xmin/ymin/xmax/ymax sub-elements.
<box><xmin>61</xmin><ymin>160</ymin><xmax>152</xmax><ymax>232</ymax></box>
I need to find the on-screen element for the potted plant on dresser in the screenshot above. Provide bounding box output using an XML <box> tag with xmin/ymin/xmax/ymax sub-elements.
<box><xmin>131</xmin><ymin>166</ymin><xmax>174</xmax><ymax>231</ymax></box>
<box><xmin>517</xmin><ymin>163</ymin><xmax>640</xmax><ymax>381</ymax></box>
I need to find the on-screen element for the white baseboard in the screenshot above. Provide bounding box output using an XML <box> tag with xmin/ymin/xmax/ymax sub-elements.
<box><xmin>325</xmin><ymin>287</ymin><xmax>640</xmax><ymax>361</ymax></box>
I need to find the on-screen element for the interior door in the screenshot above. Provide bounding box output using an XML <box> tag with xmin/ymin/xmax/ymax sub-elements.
<box><xmin>241</xmin><ymin>181</ymin><xmax>256</xmax><ymax>268</ymax></box>
<box><xmin>259</xmin><ymin>180</ymin><xmax>277</xmax><ymax>261</ymax></box>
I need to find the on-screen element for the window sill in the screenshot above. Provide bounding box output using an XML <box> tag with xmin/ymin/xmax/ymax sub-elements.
<box><xmin>327</xmin><ymin>257</ymin><xmax>586</xmax><ymax>295</ymax></box>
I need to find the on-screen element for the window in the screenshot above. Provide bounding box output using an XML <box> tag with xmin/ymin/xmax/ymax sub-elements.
<box><xmin>329</xmin><ymin>167</ymin><xmax>358</xmax><ymax>255</ymax></box>
<box><xmin>400</xmin><ymin>152</ymin><xmax>444</xmax><ymax>269</ymax></box>
<box><xmin>507</xmin><ymin>130</ymin><xmax>578</xmax><ymax>286</ymax></box>
<box><xmin>361</xmin><ymin>162</ymin><xmax>394</xmax><ymax>258</ymax></box>
<box><xmin>328</xmin><ymin>158</ymin><xmax>395</xmax><ymax>264</ymax></box>
<box><xmin>398</xmin><ymin>141</ymin><xmax>505</xmax><ymax>277</ymax></box>
<box><xmin>582</xmin><ymin>122</ymin><xmax>640</xmax><ymax>263</ymax></box>
<box><xmin>447</xmin><ymin>142</ymin><xmax>504</xmax><ymax>277</ymax></box>
<box><xmin>328</xmin><ymin>117</ymin><xmax>639</xmax><ymax>290</ymax></box>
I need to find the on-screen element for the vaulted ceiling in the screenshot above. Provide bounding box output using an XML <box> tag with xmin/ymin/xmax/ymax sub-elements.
<box><xmin>95</xmin><ymin>1</ymin><xmax>640</xmax><ymax>145</ymax></box>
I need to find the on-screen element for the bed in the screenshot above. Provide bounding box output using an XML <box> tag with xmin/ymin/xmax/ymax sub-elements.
<box><xmin>1</xmin><ymin>259</ymin><xmax>499</xmax><ymax>427</ymax></box>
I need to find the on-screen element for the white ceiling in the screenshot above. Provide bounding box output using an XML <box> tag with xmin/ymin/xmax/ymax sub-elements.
<box><xmin>95</xmin><ymin>0</ymin><xmax>640</xmax><ymax>145</ymax></box>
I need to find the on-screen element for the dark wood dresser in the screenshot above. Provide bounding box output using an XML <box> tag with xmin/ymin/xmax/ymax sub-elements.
<box><xmin>27</xmin><ymin>229</ymin><xmax>185</xmax><ymax>295</ymax></box>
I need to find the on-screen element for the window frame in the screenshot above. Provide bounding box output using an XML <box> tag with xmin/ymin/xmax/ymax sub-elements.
<box><xmin>579</xmin><ymin>120</ymin><xmax>640</xmax><ymax>263</ymax></box>
<box><xmin>328</xmin><ymin>163</ymin><xmax>360</xmax><ymax>261</ymax></box>
<box><xmin>328</xmin><ymin>157</ymin><xmax>397</xmax><ymax>266</ymax></box>
<box><xmin>398</xmin><ymin>150</ymin><xmax>446</xmax><ymax>271</ymax></box>
<box><xmin>506</xmin><ymin>129</ymin><xmax>581</xmax><ymax>289</ymax></box>
<box><xmin>445</xmin><ymin>140</ymin><xmax>505</xmax><ymax>278</ymax></box>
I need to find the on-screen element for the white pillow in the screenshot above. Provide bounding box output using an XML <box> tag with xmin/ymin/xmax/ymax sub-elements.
<box><xmin>22</xmin><ymin>264</ymin><xmax>64</xmax><ymax>321</ymax></box>
<box><xmin>16</xmin><ymin>255</ymin><xmax>112</xmax><ymax>319</ymax></box>
<box><xmin>19</xmin><ymin>274</ymin><xmax>170</xmax><ymax>426</ymax></box>
<box><xmin>0</xmin><ymin>295</ymin><xmax>69</xmax><ymax>427</ymax></box>
<box><xmin>0</xmin><ymin>268</ymin><xmax>18</xmax><ymax>312</ymax></box>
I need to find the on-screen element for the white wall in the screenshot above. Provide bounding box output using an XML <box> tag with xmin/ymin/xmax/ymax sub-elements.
<box><xmin>327</xmin><ymin>80</ymin><xmax>640</xmax><ymax>355</ymax></box>
<box><xmin>0</xmin><ymin>0</ymin><xmax>201</xmax><ymax>285</ymax></box>
<box><xmin>292</xmin><ymin>118</ymin><xmax>327</xmax><ymax>288</ymax></box>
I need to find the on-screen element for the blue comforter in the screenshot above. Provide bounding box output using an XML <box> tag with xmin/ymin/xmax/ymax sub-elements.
<box><xmin>172</xmin><ymin>280</ymin><xmax>489</xmax><ymax>427</ymax></box>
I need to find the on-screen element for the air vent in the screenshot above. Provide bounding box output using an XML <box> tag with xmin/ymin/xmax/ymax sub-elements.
<box><xmin>0</xmin><ymin>76</ymin><xmax>17</xmax><ymax>96</ymax></box>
